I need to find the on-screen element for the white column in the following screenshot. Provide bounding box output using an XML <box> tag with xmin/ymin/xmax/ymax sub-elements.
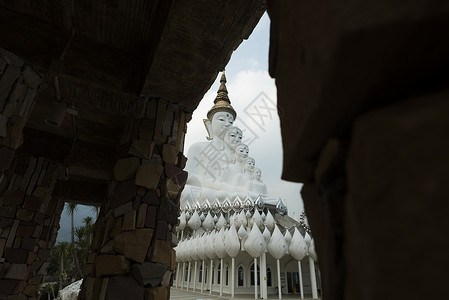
<box><xmin>187</xmin><ymin>261</ymin><xmax>192</xmax><ymax>291</ymax></box>
<box><xmin>309</xmin><ymin>256</ymin><xmax>318</xmax><ymax>299</ymax></box>
<box><xmin>209</xmin><ymin>259</ymin><xmax>214</xmax><ymax>295</ymax></box>
<box><xmin>201</xmin><ymin>260</ymin><xmax>205</xmax><ymax>293</ymax></box>
<box><xmin>259</xmin><ymin>256</ymin><xmax>263</xmax><ymax>297</ymax></box>
<box><xmin>261</xmin><ymin>252</ymin><xmax>267</xmax><ymax>299</ymax></box>
<box><xmin>176</xmin><ymin>263</ymin><xmax>180</xmax><ymax>288</ymax></box>
<box><xmin>220</xmin><ymin>258</ymin><xmax>224</xmax><ymax>296</ymax></box>
<box><xmin>298</xmin><ymin>261</ymin><xmax>304</xmax><ymax>299</ymax></box>
<box><xmin>254</xmin><ymin>258</ymin><xmax>258</xmax><ymax>299</ymax></box>
<box><xmin>277</xmin><ymin>259</ymin><xmax>282</xmax><ymax>299</ymax></box>
<box><xmin>231</xmin><ymin>257</ymin><xmax>235</xmax><ymax>298</ymax></box>
<box><xmin>193</xmin><ymin>261</ymin><xmax>198</xmax><ymax>291</ymax></box>
<box><xmin>181</xmin><ymin>262</ymin><xmax>185</xmax><ymax>290</ymax></box>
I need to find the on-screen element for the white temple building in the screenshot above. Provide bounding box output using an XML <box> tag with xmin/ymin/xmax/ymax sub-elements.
<box><xmin>174</xmin><ymin>73</ymin><xmax>321</xmax><ymax>299</ymax></box>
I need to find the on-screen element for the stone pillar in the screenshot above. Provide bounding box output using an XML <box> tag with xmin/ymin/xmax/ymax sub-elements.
<box><xmin>0</xmin><ymin>47</ymin><xmax>42</xmax><ymax>188</ymax></box>
<box><xmin>0</xmin><ymin>157</ymin><xmax>64</xmax><ymax>299</ymax></box>
<box><xmin>78</xmin><ymin>97</ymin><xmax>188</xmax><ymax>300</ymax></box>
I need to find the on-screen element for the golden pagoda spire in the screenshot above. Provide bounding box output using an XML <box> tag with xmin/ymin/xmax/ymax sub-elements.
<box><xmin>207</xmin><ymin>71</ymin><xmax>237</xmax><ymax>120</ymax></box>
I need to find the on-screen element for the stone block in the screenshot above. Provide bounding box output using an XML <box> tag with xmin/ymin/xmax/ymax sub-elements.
<box><xmin>113</xmin><ymin>201</ymin><xmax>132</xmax><ymax>218</ymax></box>
<box><xmin>5</xmin><ymin>220</ymin><xmax>19</xmax><ymax>247</ymax></box>
<box><xmin>27</xmin><ymin>274</ymin><xmax>43</xmax><ymax>285</ymax></box>
<box><xmin>129</xmin><ymin>140</ymin><xmax>154</xmax><ymax>160</ymax></box>
<box><xmin>144</xmin><ymin>206</ymin><xmax>157</xmax><ymax>228</ymax></box>
<box><xmin>135</xmin><ymin>165</ymin><xmax>163</xmax><ymax>190</ymax></box>
<box><xmin>110</xmin><ymin>179</ymin><xmax>136</xmax><ymax>209</ymax></box>
<box><xmin>161</xmin><ymin>144</ymin><xmax>178</xmax><ymax>164</ymax></box>
<box><xmin>122</xmin><ymin>210</ymin><xmax>136</xmax><ymax>231</ymax></box>
<box><xmin>142</xmin><ymin>190</ymin><xmax>159</xmax><ymax>206</ymax></box>
<box><xmin>4</xmin><ymin>248</ymin><xmax>28</xmax><ymax>263</ymax></box>
<box><xmin>100</xmin><ymin>240</ymin><xmax>115</xmax><ymax>254</ymax></box>
<box><xmin>138</xmin><ymin>118</ymin><xmax>155</xmax><ymax>140</ymax></box>
<box><xmin>0</xmin><ymin>279</ymin><xmax>19</xmax><ymax>295</ymax></box>
<box><xmin>114</xmin><ymin>157</ymin><xmax>141</xmax><ymax>181</ymax></box>
<box><xmin>0</xmin><ymin>238</ymin><xmax>6</xmax><ymax>257</ymax></box>
<box><xmin>20</xmin><ymin>237</ymin><xmax>36</xmax><ymax>251</ymax></box>
<box><xmin>26</xmin><ymin>251</ymin><xmax>37</xmax><ymax>264</ymax></box>
<box><xmin>113</xmin><ymin>228</ymin><xmax>153</xmax><ymax>263</ymax></box>
<box><xmin>145</xmin><ymin>286</ymin><xmax>169</xmax><ymax>300</ymax></box>
<box><xmin>4</xmin><ymin>263</ymin><xmax>27</xmax><ymax>280</ymax></box>
<box><xmin>95</xmin><ymin>255</ymin><xmax>130</xmax><ymax>276</ymax></box>
<box><xmin>161</xmin><ymin>179</ymin><xmax>180</xmax><ymax>200</ymax></box>
<box><xmin>13</xmin><ymin>237</ymin><xmax>21</xmax><ymax>248</ymax></box>
<box><xmin>173</xmin><ymin>171</ymin><xmax>188</xmax><ymax>187</ymax></box>
<box><xmin>0</xmin><ymin>145</ymin><xmax>14</xmax><ymax>171</ymax></box>
<box><xmin>155</xmin><ymin>221</ymin><xmax>167</xmax><ymax>240</ymax></box>
<box><xmin>23</xmin><ymin>283</ymin><xmax>39</xmax><ymax>296</ymax></box>
<box><xmin>148</xmin><ymin>240</ymin><xmax>171</xmax><ymax>266</ymax></box>
<box><xmin>110</xmin><ymin>217</ymin><xmax>123</xmax><ymax>238</ymax></box>
<box><xmin>162</xmin><ymin>108</ymin><xmax>174</xmax><ymax>136</ymax></box>
<box><xmin>160</xmin><ymin>270</ymin><xmax>172</xmax><ymax>287</ymax></box>
<box><xmin>136</xmin><ymin>204</ymin><xmax>148</xmax><ymax>228</ymax></box>
<box><xmin>105</xmin><ymin>276</ymin><xmax>145</xmax><ymax>300</ymax></box>
<box><xmin>37</xmin><ymin>261</ymin><xmax>49</xmax><ymax>275</ymax></box>
<box><xmin>0</xmin><ymin>65</ymin><xmax>20</xmax><ymax>109</ymax></box>
<box><xmin>16</xmin><ymin>209</ymin><xmax>34</xmax><ymax>221</ymax></box>
<box><xmin>37</xmin><ymin>249</ymin><xmax>50</xmax><ymax>261</ymax></box>
<box><xmin>131</xmin><ymin>262</ymin><xmax>168</xmax><ymax>287</ymax></box>
<box><xmin>0</xmin><ymin>205</ymin><xmax>16</xmax><ymax>218</ymax></box>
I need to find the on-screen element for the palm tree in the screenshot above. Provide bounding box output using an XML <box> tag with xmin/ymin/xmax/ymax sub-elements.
<box><xmin>53</xmin><ymin>241</ymin><xmax>69</xmax><ymax>290</ymax></box>
<box><xmin>83</xmin><ymin>216</ymin><xmax>94</xmax><ymax>246</ymax></box>
<box><xmin>65</xmin><ymin>203</ymin><xmax>78</xmax><ymax>245</ymax></box>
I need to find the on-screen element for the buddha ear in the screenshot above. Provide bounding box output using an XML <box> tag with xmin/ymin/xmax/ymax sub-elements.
<box><xmin>203</xmin><ymin>119</ymin><xmax>213</xmax><ymax>140</ymax></box>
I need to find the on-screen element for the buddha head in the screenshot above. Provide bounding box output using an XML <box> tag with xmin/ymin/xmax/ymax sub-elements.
<box><xmin>203</xmin><ymin>72</ymin><xmax>237</xmax><ymax>140</ymax></box>
<box><xmin>253</xmin><ymin>168</ymin><xmax>262</xmax><ymax>181</ymax></box>
<box><xmin>244</xmin><ymin>157</ymin><xmax>256</xmax><ymax>172</ymax></box>
<box><xmin>223</xmin><ymin>126</ymin><xmax>243</xmax><ymax>150</ymax></box>
<box><xmin>234</xmin><ymin>144</ymin><xmax>249</xmax><ymax>162</ymax></box>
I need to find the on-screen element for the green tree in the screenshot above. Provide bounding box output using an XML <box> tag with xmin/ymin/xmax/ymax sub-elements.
<box><xmin>53</xmin><ymin>241</ymin><xmax>69</xmax><ymax>290</ymax></box>
<box><xmin>65</xmin><ymin>203</ymin><xmax>78</xmax><ymax>244</ymax></box>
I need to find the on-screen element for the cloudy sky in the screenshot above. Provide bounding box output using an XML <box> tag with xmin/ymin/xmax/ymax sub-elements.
<box><xmin>184</xmin><ymin>13</ymin><xmax>304</xmax><ymax>219</ymax></box>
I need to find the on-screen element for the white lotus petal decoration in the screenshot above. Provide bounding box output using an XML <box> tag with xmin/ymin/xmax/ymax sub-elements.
<box><xmin>244</xmin><ymin>222</ymin><xmax>266</xmax><ymax>258</ymax></box>
<box><xmin>214</xmin><ymin>227</ymin><xmax>227</xmax><ymax>259</ymax></box>
<box><xmin>225</xmin><ymin>224</ymin><xmax>240</xmax><ymax>258</ymax></box>
<box><xmin>289</xmin><ymin>227</ymin><xmax>308</xmax><ymax>261</ymax></box>
<box><xmin>178</xmin><ymin>211</ymin><xmax>186</xmax><ymax>230</ymax></box>
<box><xmin>264</xmin><ymin>210</ymin><xmax>275</xmax><ymax>232</ymax></box>
<box><xmin>202</xmin><ymin>212</ymin><xmax>215</xmax><ymax>231</ymax></box>
<box><xmin>216</xmin><ymin>213</ymin><xmax>227</xmax><ymax>230</ymax></box>
<box><xmin>188</xmin><ymin>210</ymin><xmax>201</xmax><ymax>230</ymax></box>
<box><xmin>267</xmin><ymin>225</ymin><xmax>287</xmax><ymax>260</ymax></box>
<box><xmin>308</xmin><ymin>238</ymin><xmax>318</xmax><ymax>261</ymax></box>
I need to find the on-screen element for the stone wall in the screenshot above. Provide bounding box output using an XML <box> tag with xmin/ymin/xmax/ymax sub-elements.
<box><xmin>0</xmin><ymin>47</ymin><xmax>42</xmax><ymax>187</ymax></box>
<box><xmin>0</xmin><ymin>157</ymin><xmax>64</xmax><ymax>299</ymax></box>
<box><xmin>78</xmin><ymin>97</ymin><xmax>189</xmax><ymax>300</ymax></box>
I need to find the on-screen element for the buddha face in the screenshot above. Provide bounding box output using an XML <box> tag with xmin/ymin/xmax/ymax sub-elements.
<box><xmin>253</xmin><ymin>168</ymin><xmax>262</xmax><ymax>180</ymax></box>
<box><xmin>235</xmin><ymin>144</ymin><xmax>249</xmax><ymax>160</ymax></box>
<box><xmin>211</xmin><ymin>111</ymin><xmax>234</xmax><ymax>139</ymax></box>
<box><xmin>244</xmin><ymin>158</ymin><xmax>256</xmax><ymax>171</ymax></box>
<box><xmin>223</xmin><ymin>126</ymin><xmax>243</xmax><ymax>149</ymax></box>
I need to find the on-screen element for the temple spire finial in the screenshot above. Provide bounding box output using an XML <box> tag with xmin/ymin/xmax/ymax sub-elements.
<box><xmin>206</xmin><ymin>70</ymin><xmax>237</xmax><ymax>120</ymax></box>
<box><xmin>214</xmin><ymin>70</ymin><xmax>229</xmax><ymax>104</ymax></box>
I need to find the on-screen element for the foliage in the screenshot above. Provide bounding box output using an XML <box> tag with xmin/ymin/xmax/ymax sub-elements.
<box><xmin>45</xmin><ymin>204</ymin><xmax>97</xmax><ymax>293</ymax></box>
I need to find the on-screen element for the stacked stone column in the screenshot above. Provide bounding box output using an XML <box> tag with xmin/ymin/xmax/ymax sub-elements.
<box><xmin>78</xmin><ymin>97</ymin><xmax>188</xmax><ymax>300</ymax></box>
<box><xmin>0</xmin><ymin>48</ymin><xmax>65</xmax><ymax>299</ymax></box>
<box><xmin>0</xmin><ymin>157</ymin><xmax>64</xmax><ymax>299</ymax></box>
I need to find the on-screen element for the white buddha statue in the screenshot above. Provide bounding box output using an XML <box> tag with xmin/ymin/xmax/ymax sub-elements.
<box><xmin>185</xmin><ymin>72</ymin><xmax>237</xmax><ymax>189</ymax></box>
<box><xmin>219</xmin><ymin>143</ymin><xmax>249</xmax><ymax>190</ymax></box>
<box><xmin>248</xmin><ymin>167</ymin><xmax>267</xmax><ymax>197</ymax></box>
<box><xmin>233</xmin><ymin>157</ymin><xmax>255</xmax><ymax>193</ymax></box>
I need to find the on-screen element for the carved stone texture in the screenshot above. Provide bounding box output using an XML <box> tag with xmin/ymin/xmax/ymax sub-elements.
<box><xmin>80</xmin><ymin>98</ymin><xmax>188</xmax><ymax>300</ymax></box>
<box><xmin>0</xmin><ymin>157</ymin><xmax>62</xmax><ymax>299</ymax></box>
